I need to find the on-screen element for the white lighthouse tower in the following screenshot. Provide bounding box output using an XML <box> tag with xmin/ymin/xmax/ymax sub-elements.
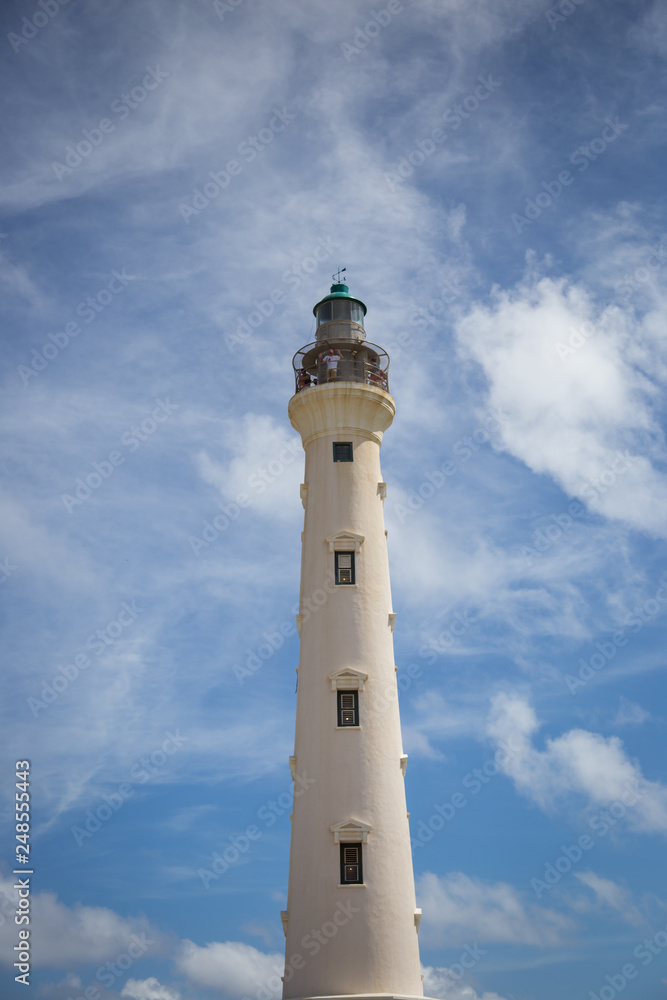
<box><xmin>281</xmin><ymin>278</ymin><xmax>431</xmax><ymax>1000</ymax></box>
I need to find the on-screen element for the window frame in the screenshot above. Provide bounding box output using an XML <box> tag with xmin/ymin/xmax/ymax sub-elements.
<box><xmin>332</xmin><ymin>441</ymin><xmax>353</xmax><ymax>463</ymax></box>
<box><xmin>335</xmin><ymin>551</ymin><xmax>355</xmax><ymax>585</ymax></box>
<box><xmin>317</xmin><ymin>301</ymin><xmax>332</xmax><ymax>325</ymax></box>
<box><xmin>350</xmin><ymin>302</ymin><xmax>364</xmax><ymax>325</ymax></box>
<box><xmin>337</xmin><ymin>689</ymin><xmax>359</xmax><ymax>727</ymax></box>
<box><xmin>332</xmin><ymin>299</ymin><xmax>351</xmax><ymax>321</ymax></box>
<box><xmin>340</xmin><ymin>842</ymin><xmax>363</xmax><ymax>885</ymax></box>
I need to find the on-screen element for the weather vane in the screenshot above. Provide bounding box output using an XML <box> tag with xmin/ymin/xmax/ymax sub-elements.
<box><xmin>332</xmin><ymin>266</ymin><xmax>346</xmax><ymax>283</ymax></box>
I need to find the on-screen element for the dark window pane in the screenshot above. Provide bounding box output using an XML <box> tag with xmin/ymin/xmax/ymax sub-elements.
<box><xmin>332</xmin><ymin>300</ymin><xmax>351</xmax><ymax>321</ymax></box>
<box><xmin>340</xmin><ymin>843</ymin><xmax>363</xmax><ymax>884</ymax></box>
<box><xmin>333</xmin><ymin>442</ymin><xmax>353</xmax><ymax>462</ymax></box>
<box><xmin>338</xmin><ymin>690</ymin><xmax>358</xmax><ymax>726</ymax></box>
<box><xmin>351</xmin><ymin>303</ymin><xmax>364</xmax><ymax>325</ymax></box>
<box><xmin>335</xmin><ymin>551</ymin><xmax>355</xmax><ymax>585</ymax></box>
<box><xmin>318</xmin><ymin>302</ymin><xmax>332</xmax><ymax>324</ymax></box>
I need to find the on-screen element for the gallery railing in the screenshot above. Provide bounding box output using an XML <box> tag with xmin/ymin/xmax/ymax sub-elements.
<box><xmin>292</xmin><ymin>341</ymin><xmax>390</xmax><ymax>394</ymax></box>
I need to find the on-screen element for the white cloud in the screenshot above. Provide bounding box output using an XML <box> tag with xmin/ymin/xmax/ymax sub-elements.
<box><xmin>121</xmin><ymin>979</ymin><xmax>182</xmax><ymax>1000</ymax></box>
<box><xmin>630</xmin><ymin>4</ymin><xmax>667</xmax><ymax>57</ymax></box>
<box><xmin>163</xmin><ymin>804</ymin><xmax>218</xmax><ymax>833</ymax></box>
<box><xmin>455</xmin><ymin>266</ymin><xmax>667</xmax><ymax>538</ymax></box>
<box><xmin>0</xmin><ymin>248</ymin><xmax>48</xmax><ymax>310</ymax></box>
<box><xmin>195</xmin><ymin>413</ymin><xmax>302</xmax><ymax>520</ymax></box>
<box><xmin>0</xmin><ymin>877</ymin><xmax>161</xmax><ymax>966</ymax></box>
<box><xmin>176</xmin><ymin>939</ymin><xmax>283</xmax><ymax>996</ymax></box>
<box><xmin>384</xmin><ymin>445</ymin><xmax>642</xmax><ymax>650</ymax></box>
<box><xmin>417</xmin><ymin>871</ymin><xmax>571</xmax><ymax>948</ymax></box>
<box><xmin>573</xmin><ymin>871</ymin><xmax>644</xmax><ymax>925</ymax></box>
<box><xmin>422</xmin><ymin>966</ymin><xmax>509</xmax><ymax>1000</ymax></box>
<box><xmin>0</xmin><ymin>489</ymin><xmax>97</xmax><ymax>591</ymax></box>
<box><xmin>240</xmin><ymin>920</ymin><xmax>281</xmax><ymax>948</ymax></box>
<box><xmin>0</xmin><ymin>4</ymin><xmax>298</xmax><ymax>215</ymax></box>
<box><xmin>402</xmin><ymin>726</ymin><xmax>449</xmax><ymax>760</ymax></box>
<box><xmin>613</xmin><ymin>697</ymin><xmax>651</xmax><ymax>727</ymax></box>
<box><xmin>486</xmin><ymin>692</ymin><xmax>667</xmax><ymax>833</ymax></box>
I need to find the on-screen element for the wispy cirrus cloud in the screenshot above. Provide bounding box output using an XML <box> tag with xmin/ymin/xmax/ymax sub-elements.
<box><xmin>486</xmin><ymin>692</ymin><xmax>667</xmax><ymax>833</ymax></box>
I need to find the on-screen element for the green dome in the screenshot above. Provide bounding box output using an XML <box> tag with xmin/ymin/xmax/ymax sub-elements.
<box><xmin>313</xmin><ymin>282</ymin><xmax>367</xmax><ymax>317</ymax></box>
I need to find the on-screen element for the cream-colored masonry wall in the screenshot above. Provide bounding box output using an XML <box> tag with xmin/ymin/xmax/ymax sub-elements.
<box><xmin>284</xmin><ymin>384</ymin><xmax>424</xmax><ymax>999</ymax></box>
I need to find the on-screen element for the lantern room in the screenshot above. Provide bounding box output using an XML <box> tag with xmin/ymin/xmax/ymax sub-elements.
<box><xmin>313</xmin><ymin>281</ymin><xmax>367</xmax><ymax>344</ymax></box>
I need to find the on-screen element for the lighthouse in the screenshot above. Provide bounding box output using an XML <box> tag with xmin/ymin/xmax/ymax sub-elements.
<box><xmin>281</xmin><ymin>278</ymin><xmax>431</xmax><ymax>999</ymax></box>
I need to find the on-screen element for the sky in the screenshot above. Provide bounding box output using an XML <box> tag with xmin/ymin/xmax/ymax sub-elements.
<box><xmin>1</xmin><ymin>0</ymin><xmax>667</xmax><ymax>998</ymax></box>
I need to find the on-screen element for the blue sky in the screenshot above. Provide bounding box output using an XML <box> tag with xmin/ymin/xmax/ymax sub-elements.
<box><xmin>1</xmin><ymin>1</ymin><xmax>667</xmax><ymax>998</ymax></box>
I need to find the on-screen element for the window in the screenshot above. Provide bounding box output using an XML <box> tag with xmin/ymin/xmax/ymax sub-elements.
<box><xmin>335</xmin><ymin>551</ymin><xmax>355</xmax><ymax>585</ymax></box>
<box><xmin>317</xmin><ymin>301</ymin><xmax>332</xmax><ymax>325</ymax></box>
<box><xmin>340</xmin><ymin>843</ymin><xmax>363</xmax><ymax>884</ymax></box>
<box><xmin>350</xmin><ymin>302</ymin><xmax>365</xmax><ymax>326</ymax></box>
<box><xmin>332</xmin><ymin>299</ymin><xmax>351</xmax><ymax>321</ymax></box>
<box><xmin>337</xmin><ymin>690</ymin><xmax>358</xmax><ymax>727</ymax></box>
<box><xmin>333</xmin><ymin>442</ymin><xmax>353</xmax><ymax>463</ymax></box>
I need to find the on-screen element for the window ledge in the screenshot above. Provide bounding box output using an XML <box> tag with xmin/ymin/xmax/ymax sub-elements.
<box><xmin>337</xmin><ymin>883</ymin><xmax>367</xmax><ymax>888</ymax></box>
<box><xmin>336</xmin><ymin>725</ymin><xmax>361</xmax><ymax>730</ymax></box>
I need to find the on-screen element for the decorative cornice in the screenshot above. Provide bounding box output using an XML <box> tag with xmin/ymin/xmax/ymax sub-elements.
<box><xmin>328</xmin><ymin>668</ymin><xmax>369</xmax><ymax>691</ymax></box>
<box><xmin>330</xmin><ymin>818</ymin><xmax>372</xmax><ymax>844</ymax></box>
<box><xmin>326</xmin><ymin>530</ymin><xmax>365</xmax><ymax>553</ymax></box>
